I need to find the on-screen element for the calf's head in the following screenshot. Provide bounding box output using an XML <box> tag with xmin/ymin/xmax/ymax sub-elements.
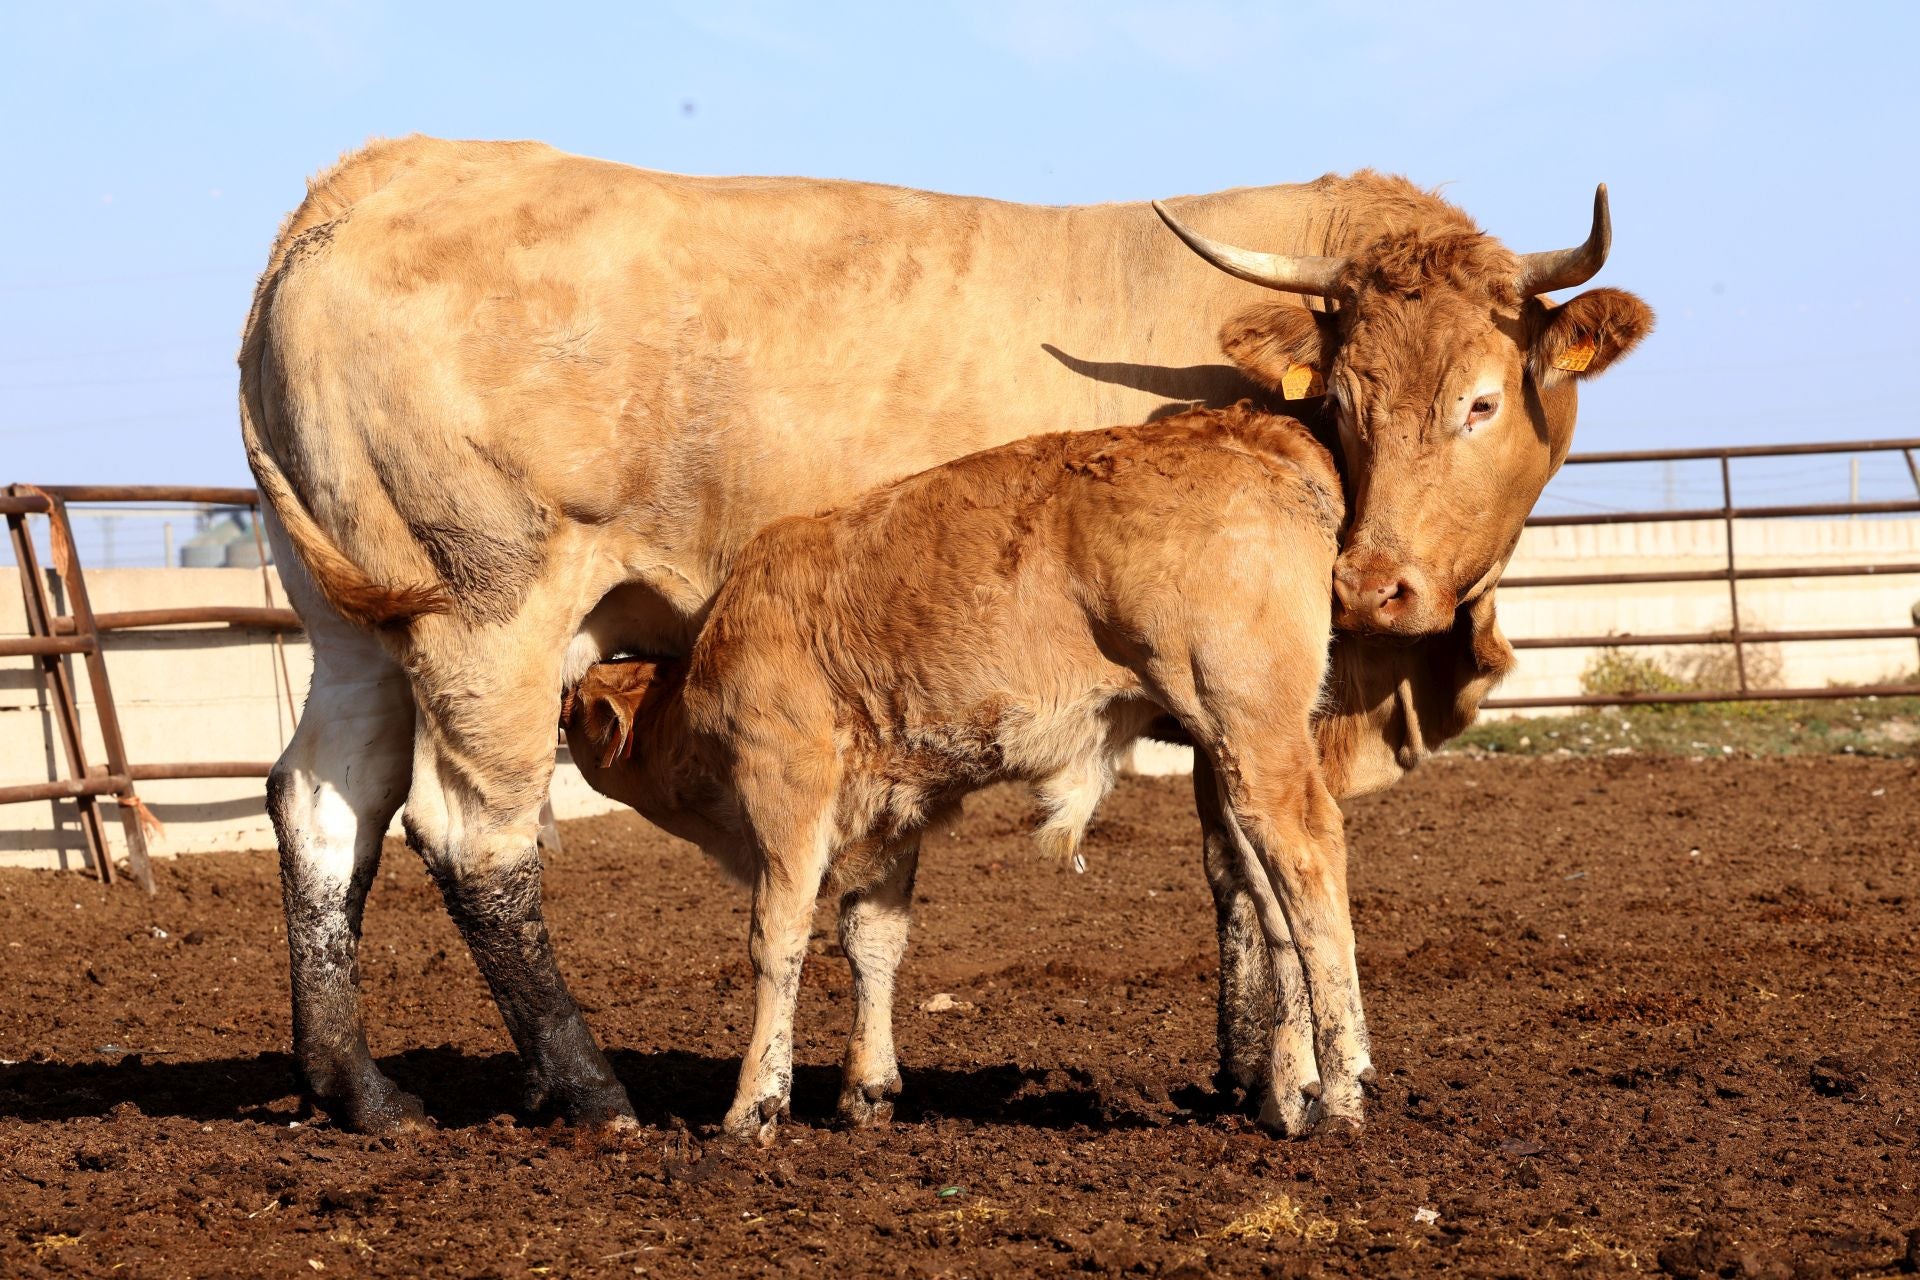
<box><xmin>1158</xmin><ymin>187</ymin><xmax>1653</xmax><ymax>635</ymax></box>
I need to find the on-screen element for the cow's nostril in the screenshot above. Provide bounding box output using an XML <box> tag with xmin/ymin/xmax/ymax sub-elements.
<box><xmin>1376</xmin><ymin>579</ymin><xmax>1404</xmax><ymax>604</ymax></box>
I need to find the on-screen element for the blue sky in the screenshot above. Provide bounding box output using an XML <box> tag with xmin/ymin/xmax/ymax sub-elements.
<box><xmin>3</xmin><ymin>0</ymin><xmax>1917</xmax><ymax>517</ymax></box>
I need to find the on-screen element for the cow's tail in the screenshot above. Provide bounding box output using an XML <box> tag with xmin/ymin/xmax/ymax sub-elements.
<box><xmin>238</xmin><ymin>342</ymin><xmax>451</xmax><ymax>630</ymax></box>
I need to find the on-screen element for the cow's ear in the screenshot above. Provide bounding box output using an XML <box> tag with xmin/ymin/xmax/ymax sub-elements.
<box><xmin>1220</xmin><ymin>302</ymin><xmax>1339</xmax><ymax>400</ymax></box>
<box><xmin>1528</xmin><ymin>287</ymin><xmax>1654</xmax><ymax>384</ymax></box>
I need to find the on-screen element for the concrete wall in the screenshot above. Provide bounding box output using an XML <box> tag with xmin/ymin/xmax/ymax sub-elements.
<box><xmin>1494</xmin><ymin>517</ymin><xmax>1920</xmax><ymax>710</ymax></box>
<box><xmin>6</xmin><ymin>518</ymin><xmax>1916</xmax><ymax>866</ymax></box>
<box><xmin>1</xmin><ymin>567</ymin><xmax>616</xmax><ymax>872</ymax></box>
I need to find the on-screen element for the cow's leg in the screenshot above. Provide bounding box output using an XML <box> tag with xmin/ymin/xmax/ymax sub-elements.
<box><xmin>1195</xmin><ymin>754</ymin><xmax>1314</xmax><ymax>1107</ymax></box>
<box><xmin>264</xmin><ymin>520</ymin><xmax>420</xmax><ymax>1131</ymax></box>
<box><xmin>836</xmin><ymin>843</ymin><xmax>920</xmax><ymax>1128</ymax></box>
<box><xmin>1210</xmin><ymin>754</ymin><xmax>1371</xmax><ymax>1137</ymax></box>
<box><xmin>1195</xmin><ymin>752</ymin><xmax>1275</xmax><ymax>1096</ymax></box>
<box><xmin>403</xmin><ymin>617</ymin><xmax>634</xmax><ymax>1129</ymax></box>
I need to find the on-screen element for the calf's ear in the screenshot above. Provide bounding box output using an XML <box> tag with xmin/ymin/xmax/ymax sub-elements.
<box><xmin>1316</xmin><ymin>586</ymin><xmax>1516</xmax><ymax>799</ymax></box>
<box><xmin>1220</xmin><ymin>302</ymin><xmax>1339</xmax><ymax>400</ymax></box>
<box><xmin>564</xmin><ymin>661</ymin><xmax>658</xmax><ymax>768</ymax></box>
<box><xmin>1528</xmin><ymin>287</ymin><xmax>1655</xmax><ymax>384</ymax></box>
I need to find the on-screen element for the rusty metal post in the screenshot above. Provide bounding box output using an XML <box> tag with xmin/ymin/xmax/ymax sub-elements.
<box><xmin>43</xmin><ymin>492</ymin><xmax>155</xmax><ymax>892</ymax></box>
<box><xmin>1720</xmin><ymin>456</ymin><xmax>1748</xmax><ymax>693</ymax></box>
<box><xmin>7</xmin><ymin>509</ymin><xmax>114</xmax><ymax>880</ymax></box>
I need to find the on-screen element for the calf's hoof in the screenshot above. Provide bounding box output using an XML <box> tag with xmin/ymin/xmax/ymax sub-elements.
<box><xmin>836</xmin><ymin>1075</ymin><xmax>902</xmax><ymax>1129</ymax></box>
<box><xmin>722</xmin><ymin>1095</ymin><xmax>788</xmax><ymax>1148</ymax></box>
<box><xmin>1216</xmin><ymin>1044</ymin><xmax>1271</xmax><ymax>1100</ymax></box>
<box><xmin>1304</xmin><ymin>1078</ymin><xmax>1366</xmax><ymax>1140</ymax></box>
<box><xmin>1256</xmin><ymin>1085</ymin><xmax>1318</xmax><ymax>1140</ymax></box>
<box><xmin>1313</xmin><ymin>1111</ymin><xmax>1364</xmax><ymax>1142</ymax></box>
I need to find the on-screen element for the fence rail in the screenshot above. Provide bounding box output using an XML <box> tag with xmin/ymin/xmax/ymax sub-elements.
<box><xmin>1483</xmin><ymin>436</ymin><xmax>1920</xmax><ymax>709</ymax></box>
<box><xmin>3</xmin><ymin>484</ymin><xmax>295</xmax><ymax>884</ymax></box>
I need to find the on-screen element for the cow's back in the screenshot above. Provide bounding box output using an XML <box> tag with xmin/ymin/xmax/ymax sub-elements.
<box><xmin>242</xmin><ymin>138</ymin><xmax>1355</xmax><ymax>647</ymax></box>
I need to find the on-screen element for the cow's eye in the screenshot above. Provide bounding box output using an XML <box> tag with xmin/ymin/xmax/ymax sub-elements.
<box><xmin>1465</xmin><ymin>392</ymin><xmax>1501</xmax><ymax>431</ymax></box>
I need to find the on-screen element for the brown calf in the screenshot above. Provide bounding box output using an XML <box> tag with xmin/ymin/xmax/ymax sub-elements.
<box><xmin>566</xmin><ymin>405</ymin><xmax>1412</xmax><ymax>1141</ymax></box>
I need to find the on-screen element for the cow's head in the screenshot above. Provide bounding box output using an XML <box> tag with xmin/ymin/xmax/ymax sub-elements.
<box><xmin>1157</xmin><ymin>188</ymin><xmax>1653</xmax><ymax>635</ymax></box>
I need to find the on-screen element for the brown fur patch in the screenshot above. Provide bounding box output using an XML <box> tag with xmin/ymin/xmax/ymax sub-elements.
<box><xmin>566</xmin><ymin>660</ymin><xmax>676</xmax><ymax>767</ymax></box>
<box><xmin>1315</xmin><ymin>588</ymin><xmax>1515</xmax><ymax>798</ymax></box>
<box><xmin>1336</xmin><ymin>228</ymin><xmax>1521</xmax><ymax>308</ymax></box>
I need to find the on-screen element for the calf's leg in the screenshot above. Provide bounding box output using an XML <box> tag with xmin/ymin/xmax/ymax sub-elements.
<box><xmin>1212</xmin><ymin>753</ymin><xmax>1372</xmax><ymax>1136</ymax></box>
<box><xmin>724</xmin><ymin>821</ymin><xmax>834</xmax><ymax>1146</ymax></box>
<box><xmin>836</xmin><ymin>843</ymin><xmax>920</xmax><ymax>1127</ymax></box>
<box><xmin>1195</xmin><ymin>756</ymin><xmax>1320</xmax><ymax>1116</ymax></box>
<box><xmin>1194</xmin><ymin>754</ymin><xmax>1275</xmax><ymax>1099</ymax></box>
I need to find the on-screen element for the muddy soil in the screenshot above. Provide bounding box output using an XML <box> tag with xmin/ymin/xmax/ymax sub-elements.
<box><xmin>2</xmin><ymin>756</ymin><xmax>1916</xmax><ymax>1277</ymax></box>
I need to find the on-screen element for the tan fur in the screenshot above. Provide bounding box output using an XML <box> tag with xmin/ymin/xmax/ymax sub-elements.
<box><xmin>1285</xmin><ymin>225</ymin><xmax>1651</xmax><ymax>635</ymax></box>
<box><xmin>563</xmin><ymin>407</ymin><xmax>1379</xmax><ymax>1139</ymax></box>
<box><xmin>1315</xmin><ymin>587</ymin><xmax>1516</xmax><ymax>797</ymax></box>
<box><xmin>245</xmin><ymin>139</ymin><xmax>1649</xmax><ymax>1134</ymax></box>
<box><xmin>239</xmin><ymin>138</ymin><xmax>1647</xmax><ymax>656</ymax></box>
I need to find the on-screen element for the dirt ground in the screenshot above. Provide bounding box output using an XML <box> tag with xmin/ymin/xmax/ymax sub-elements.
<box><xmin>2</xmin><ymin>755</ymin><xmax>1916</xmax><ymax>1278</ymax></box>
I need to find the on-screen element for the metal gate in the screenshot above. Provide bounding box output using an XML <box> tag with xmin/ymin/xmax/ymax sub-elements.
<box><xmin>1484</xmin><ymin>437</ymin><xmax>1920</xmax><ymax>710</ymax></box>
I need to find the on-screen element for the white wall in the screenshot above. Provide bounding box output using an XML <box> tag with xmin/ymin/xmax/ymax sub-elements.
<box><xmin>1</xmin><ymin>567</ymin><xmax>616</xmax><ymax>871</ymax></box>
<box><xmin>1493</xmin><ymin>517</ymin><xmax>1920</xmax><ymax>710</ymax></box>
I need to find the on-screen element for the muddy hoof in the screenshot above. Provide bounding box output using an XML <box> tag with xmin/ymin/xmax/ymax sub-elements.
<box><xmin>1215</xmin><ymin>1052</ymin><xmax>1269</xmax><ymax>1101</ymax></box>
<box><xmin>524</xmin><ymin>1075</ymin><xmax>637</xmax><ymax>1130</ymax></box>
<box><xmin>722</xmin><ymin>1095</ymin><xmax>787</xmax><ymax>1148</ymax></box>
<box><xmin>837</xmin><ymin>1077</ymin><xmax>901</xmax><ymax>1129</ymax></box>
<box><xmin>563</xmin><ymin>1088</ymin><xmax>640</xmax><ymax>1132</ymax></box>
<box><xmin>341</xmin><ymin>1085</ymin><xmax>433</xmax><ymax>1135</ymax></box>
<box><xmin>1256</xmin><ymin>1089</ymin><xmax>1317</xmax><ymax>1140</ymax></box>
<box><xmin>1313</xmin><ymin>1110</ymin><xmax>1365</xmax><ymax>1142</ymax></box>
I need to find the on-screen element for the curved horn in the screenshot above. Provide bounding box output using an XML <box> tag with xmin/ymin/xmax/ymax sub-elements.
<box><xmin>1515</xmin><ymin>184</ymin><xmax>1611</xmax><ymax>296</ymax></box>
<box><xmin>1151</xmin><ymin>200</ymin><xmax>1344</xmax><ymax>297</ymax></box>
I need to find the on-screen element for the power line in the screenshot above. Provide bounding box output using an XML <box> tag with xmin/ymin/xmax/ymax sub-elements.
<box><xmin>0</xmin><ymin>411</ymin><xmax>211</xmax><ymax>436</ymax></box>
<box><xmin>1</xmin><ymin>371</ymin><xmax>232</xmax><ymax>392</ymax></box>
<box><xmin>0</xmin><ymin>339</ymin><xmax>233</xmax><ymax>367</ymax></box>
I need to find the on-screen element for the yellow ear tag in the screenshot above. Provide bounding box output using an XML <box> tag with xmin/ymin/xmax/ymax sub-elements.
<box><xmin>1280</xmin><ymin>363</ymin><xmax>1326</xmax><ymax>400</ymax></box>
<box><xmin>1551</xmin><ymin>337</ymin><xmax>1596</xmax><ymax>373</ymax></box>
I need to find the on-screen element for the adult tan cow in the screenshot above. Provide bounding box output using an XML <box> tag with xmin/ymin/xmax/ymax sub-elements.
<box><xmin>239</xmin><ymin>136</ymin><xmax>1650</xmax><ymax>1132</ymax></box>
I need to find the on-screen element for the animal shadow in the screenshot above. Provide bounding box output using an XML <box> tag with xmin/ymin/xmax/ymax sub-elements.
<box><xmin>0</xmin><ymin>1047</ymin><xmax>1225</xmax><ymax>1132</ymax></box>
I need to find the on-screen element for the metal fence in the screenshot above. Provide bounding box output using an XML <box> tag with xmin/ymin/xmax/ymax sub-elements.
<box><xmin>1483</xmin><ymin>437</ymin><xmax>1920</xmax><ymax>709</ymax></box>
<box><xmin>14</xmin><ymin>444</ymin><xmax>1920</xmax><ymax>720</ymax></box>
<box><xmin>4</xmin><ymin>485</ymin><xmax>300</xmax><ymax>798</ymax></box>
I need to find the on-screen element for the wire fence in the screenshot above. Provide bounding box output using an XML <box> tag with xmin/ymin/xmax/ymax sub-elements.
<box><xmin>1</xmin><ymin>502</ymin><xmax>272</xmax><ymax>571</ymax></box>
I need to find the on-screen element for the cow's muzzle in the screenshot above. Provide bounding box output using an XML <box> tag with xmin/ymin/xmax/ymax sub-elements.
<box><xmin>1332</xmin><ymin>553</ymin><xmax>1444</xmax><ymax>635</ymax></box>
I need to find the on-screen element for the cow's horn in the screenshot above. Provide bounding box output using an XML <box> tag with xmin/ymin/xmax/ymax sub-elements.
<box><xmin>1152</xmin><ymin>201</ymin><xmax>1344</xmax><ymax>297</ymax></box>
<box><xmin>1515</xmin><ymin>185</ymin><xmax>1611</xmax><ymax>296</ymax></box>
